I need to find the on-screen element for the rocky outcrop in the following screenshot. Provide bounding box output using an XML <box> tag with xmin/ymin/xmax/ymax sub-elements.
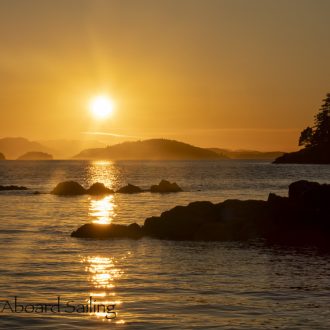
<box><xmin>143</xmin><ymin>200</ymin><xmax>270</xmax><ymax>241</ymax></box>
<box><xmin>71</xmin><ymin>180</ymin><xmax>330</xmax><ymax>247</ymax></box>
<box><xmin>0</xmin><ymin>185</ymin><xmax>28</xmax><ymax>191</ymax></box>
<box><xmin>116</xmin><ymin>184</ymin><xmax>143</xmax><ymax>194</ymax></box>
<box><xmin>17</xmin><ymin>152</ymin><xmax>53</xmax><ymax>160</ymax></box>
<box><xmin>71</xmin><ymin>223</ymin><xmax>143</xmax><ymax>239</ymax></box>
<box><xmin>0</xmin><ymin>152</ymin><xmax>5</xmax><ymax>160</ymax></box>
<box><xmin>150</xmin><ymin>180</ymin><xmax>182</xmax><ymax>193</ymax></box>
<box><xmin>86</xmin><ymin>183</ymin><xmax>114</xmax><ymax>195</ymax></box>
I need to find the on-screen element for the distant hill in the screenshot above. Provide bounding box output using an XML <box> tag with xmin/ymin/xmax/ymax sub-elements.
<box><xmin>74</xmin><ymin>139</ymin><xmax>226</xmax><ymax>160</ymax></box>
<box><xmin>0</xmin><ymin>137</ymin><xmax>52</xmax><ymax>159</ymax></box>
<box><xmin>38</xmin><ymin>139</ymin><xmax>106</xmax><ymax>159</ymax></box>
<box><xmin>0</xmin><ymin>152</ymin><xmax>5</xmax><ymax>160</ymax></box>
<box><xmin>17</xmin><ymin>152</ymin><xmax>53</xmax><ymax>160</ymax></box>
<box><xmin>209</xmin><ymin>148</ymin><xmax>284</xmax><ymax>160</ymax></box>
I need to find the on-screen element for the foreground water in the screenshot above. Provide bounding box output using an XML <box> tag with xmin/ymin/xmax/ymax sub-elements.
<box><xmin>0</xmin><ymin>160</ymin><xmax>330</xmax><ymax>329</ymax></box>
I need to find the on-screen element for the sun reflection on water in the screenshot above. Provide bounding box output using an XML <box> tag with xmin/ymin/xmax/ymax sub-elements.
<box><xmin>86</xmin><ymin>161</ymin><xmax>119</xmax><ymax>224</ymax></box>
<box><xmin>81</xmin><ymin>254</ymin><xmax>130</xmax><ymax>323</ymax></box>
<box><xmin>88</xmin><ymin>160</ymin><xmax>119</xmax><ymax>190</ymax></box>
<box><xmin>89</xmin><ymin>195</ymin><xmax>116</xmax><ymax>224</ymax></box>
<box><xmin>82</xmin><ymin>161</ymin><xmax>129</xmax><ymax>322</ymax></box>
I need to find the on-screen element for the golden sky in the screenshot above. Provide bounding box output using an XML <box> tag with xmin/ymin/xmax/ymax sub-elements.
<box><xmin>1</xmin><ymin>0</ymin><xmax>330</xmax><ymax>151</ymax></box>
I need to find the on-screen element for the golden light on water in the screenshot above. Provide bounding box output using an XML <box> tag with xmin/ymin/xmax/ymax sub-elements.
<box><xmin>81</xmin><ymin>255</ymin><xmax>126</xmax><ymax>321</ymax></box>
<box><xmin>89</xmin><ymin>195</ymin><xmax>116</xmax><ymax>224</ymax></box>
<box><xmin>84</xmin><ymin>256</ymin><xmax>122</xmax><ymax>289</ymax></box>
<box><xmin>88</xmin><ymin>160</ymin><xmax>118</xmax><ymax>190</ymax></box>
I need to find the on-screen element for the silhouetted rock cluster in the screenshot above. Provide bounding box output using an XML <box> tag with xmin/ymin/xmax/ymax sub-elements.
<box><xmin>51</xmin><ymin>181</ymin><xmax>114</xmax><ymax>196</ymax></box>
<box><xmin>0</xmin><ymin>185</ymin><xmax>28</xmax><ymax>191</ymax></box>
<box><xmin>71</xmin><ymin>180</ymin><xmax>330</xmax><ymax>247</ymax></box>
<box><xmin>150</xmin><ymin>180</ymin><xmax>182</xmax><ymax>193</ymax></box>
<box><xmin>116</xmin><ymin>180</ymin><xmax>182</xmax><ymax>193</ymax></box>
<box><xmin>52</xmin><ymin>180</ymin><xmax>183</xmax><ymax>195</ymax></box>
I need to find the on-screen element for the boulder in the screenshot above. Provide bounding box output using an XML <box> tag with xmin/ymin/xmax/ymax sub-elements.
<box><xmin>0</xmin><ymin>152</ymin><xmax>5</xmax><ymax>160</ymax></box>
<box><xmin>150</xmin><ymin>180</ymin><xmax>182</xmax><ymax>193</ymax></box>
<box><xmin>0</xmin><ymin>185</ymin><xmax>28</xmax><ymax>191</ymax></box>
<box><xmin>288</xmin><ymin>180</ymin><xmax>320</xmax><ymax>202</ymax></box>
<box><xmin>116</xmin><ymin>183</ymin><xmax>143</xmax><ymax>194</ymax></box>
<box><xmin>87</xmin><ymin>183</ymin><xmax>114</xmax><ymax>195</ymax></box>
<box><xmin>51</xmin><ymin>181</ymin><xmax>86</xmax><ymax>195</ymax></box>
<box><xmin>71</xmin><ymin>223</ymin><xmax>143</xmax><ymax>239</ymax></box>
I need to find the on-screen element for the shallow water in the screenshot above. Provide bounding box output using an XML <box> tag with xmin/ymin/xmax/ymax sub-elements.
<box><xmin>0</xmin><ymin>160</ymin><xmax>330</xmax><ymax>329</ymax></box>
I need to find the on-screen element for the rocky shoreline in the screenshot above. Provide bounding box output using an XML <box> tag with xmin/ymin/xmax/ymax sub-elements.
<box><xmin>71</xmin><ymin>180</ymin><xmax>330</xmax><ymax>248</ymax></box>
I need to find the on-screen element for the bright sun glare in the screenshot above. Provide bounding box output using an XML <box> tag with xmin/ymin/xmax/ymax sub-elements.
<box><xmin>89</xmin><ymin>95</ymin><xmax>115</xmax><ymax>119</ymax></box>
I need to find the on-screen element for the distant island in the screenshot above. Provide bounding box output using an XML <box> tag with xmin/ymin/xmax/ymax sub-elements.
<box><xmin>274</xmin><ymin>93</ymin><xmax>330</xmax><ymax>164</ymax></box>
<box><xmin>0</xmin><ymin>137</ymin><xmax>107</xmax><ymax>160</ymax></box>
<box><xmin>74</xmin><ymin>139</ymin><xmax>226</xmax><ymax>160</ymax></box>
<box><xmin>0</xmin><ymin>152</ymin><xmax>5</xmax><ymax>160</ymax></box>
<box><xmin>0</xmin><ymin>136</ymin><xmax>287</xmax><ymax>161</ymax></box>
<box><xmin>0</xmin><ymin>137</ymin><xmax>52</xmax><ymax>159</ymax></box>
<box><xmin>17</xmin><ymin>151</ymin><xmax>53</xmax><ymax>160</ymax></box>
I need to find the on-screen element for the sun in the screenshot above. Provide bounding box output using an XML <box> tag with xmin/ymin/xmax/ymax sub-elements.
<box><xmin>89</xmin><ymin>95</ymin><xmax>115</xmax><ymax>119</ymax></box>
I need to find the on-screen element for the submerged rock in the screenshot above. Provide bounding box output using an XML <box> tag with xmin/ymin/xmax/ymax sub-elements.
<box><xmin>51</xmin><ymin>181</ymin><xmax>86</xmax><ymax>196</ymax></box>
<box><xmin>71</xmin><ymin>223</ymin><xmax>143</xmax><ymax>239</ymax></box>
<box><xmin>150</xmin><ymin>180</ymin><xmax>182</xmax><ymax>193</ymax></box>
<box><xmin>87</xmin><ymin>183</ymin><xmax>114</xmax><ymax>195</ymax></box>
<box><xmin>116</xmin><ymin>183</ymin><xmax>143</xmax><ymax>194</ymax></box>
<box><xmin>0</xmin><ymin>185</ymin><xmax>28</xmax><ymax>191</ymax></box>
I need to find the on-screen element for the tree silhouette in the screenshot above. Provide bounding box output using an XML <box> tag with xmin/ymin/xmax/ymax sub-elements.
<box><xmin>299</xmin><ymin>93</ymin><xmax>330</xmax><ymax>147</ymax></box>
<box><xmin>299</xmin><ymin>126</ymin><xmax>313</xmax><ymax>147</ymax></box>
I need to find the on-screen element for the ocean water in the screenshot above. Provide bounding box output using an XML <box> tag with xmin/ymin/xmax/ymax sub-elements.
<box><xmin>0</xmin><ymin>160</ymin><xmax>330</xmax><ymax>329</ymax></box>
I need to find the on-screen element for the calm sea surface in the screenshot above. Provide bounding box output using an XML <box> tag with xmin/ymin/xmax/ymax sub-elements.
<box><xmin>0</xmin><ymin>160</ymin><xmax>330</xmax><ymax>329</ymax></box>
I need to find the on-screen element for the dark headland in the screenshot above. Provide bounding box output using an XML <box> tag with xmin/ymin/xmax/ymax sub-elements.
<box><xmin>274</xmin><ymin>93</ymin><xmax>330</xmax><ymax>164</ymax></box>
<box><xmin>72</xmin><ymin>180</ymin><xmax>330</xmax><ymax>248</ymax></box>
